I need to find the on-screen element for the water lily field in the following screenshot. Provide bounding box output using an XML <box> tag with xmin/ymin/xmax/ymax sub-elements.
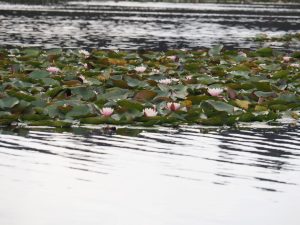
<box><xmin>1</xmin><ymin>2</ymin><xmax>300</xmax><ymax>225</ymax></box>
<box><xmin>1</xmin><ymin>44</ymin><xmax>299</xmax><ymax>128</ymax></box>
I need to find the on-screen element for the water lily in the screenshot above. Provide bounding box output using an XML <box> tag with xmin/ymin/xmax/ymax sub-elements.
<box><xmin>46</xmin><ymin>66</ymin><xmax>60</xmax><ymax>74</ymax></box>
<box><xmin>143</xmin><ymin>108</ymin><xmax>157</xmax><ymax>117</ymax></box>
<box><xmin>185</xmin><ymin>75</ymin><xmax>193</xmax><ymax>80</ymax></box>
<box><xmin>290</xmin><ymin>63</ymin><xmax>300</xmax><ymax>68</ymax></box>
<box><xmin>152</xmin><ymin>68</ymin><xmax>160</xmax><ymax>73</ymax></box>
<box><xmin>171</xmin><ymin>78</ymin><xmax>179</xmax><ymax>82</ymax></box>
<box><xmin>79</xmin><ymin>49</ymin><xmax>90</xmax><ymax>58</ymax></box>
<box><xmin>159</xmin><ymin>78</ymin><xmax>172</xmax><ymax>85</ymax></box>
<box><xmin>166</xmin><ymin>102</ymin><xmax>181</xmax><ymax>111</ymax></box>
<box><xmin>167</xmin><ymin>55</ymin><xmax>177</xmax><ymax>61</ymax></box>
<box><xmin>135</xmin><ymin>66</ymin><xmax>147</xmax><ymax>73</ymax></box>
<box><xmin>78</xmin><ymin>75</ymin><xmax>87</xmax><ymax>84</ymax></box>
<box><xmin>100</xmin><ymin>107</ymin><xmax>114</xmax><ymax>117</ymax></box>
<box><xmin>283</xmin><ymin>56</ymin><xmax>291</xmax><ymax>62</ymax></box>
<box><xmin>238</xmin><ymin>51</ymin><xmax>247</xmax><ymax>57</ymax></box>
<box><xmin>208</xmin><ymin>88</ymin><xmax>223</xmax><ymax>97</ymax></box>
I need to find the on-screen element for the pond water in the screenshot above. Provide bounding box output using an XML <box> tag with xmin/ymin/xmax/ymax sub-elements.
<box><xmin>0</xmin><ymin>125</ymin><xmax>300</xmax><ymax>225</ymax></box>
<box><xmin>1</xmin><ymin>1</ymin><xmax>300</xmax><ymax>224</ymax></box>
<box><xmin>0</xmin><ymin>1</ymin><xmax>300</xmax><ymax>50</ymax></box>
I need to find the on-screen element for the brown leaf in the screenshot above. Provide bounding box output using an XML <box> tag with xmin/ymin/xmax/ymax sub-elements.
<box><xmin>227</xmin><ymin>88</ymin><xmax>237</xmax><ymax>99</ymax></box>
<box><xmin>63</xmin><ymin>80</ymin><xmax>82</xmax><ymax>87</ymax></box>
<box><xmin>134</xmin><ymin>90</ymin><xmax>157</xmax><ymax>102</ymax></box>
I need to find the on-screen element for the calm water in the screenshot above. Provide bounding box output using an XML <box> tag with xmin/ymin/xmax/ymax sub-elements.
<box><xmin>0</xmin><ymin>125</ymin><xmax>300</xmax><ymax>225</ymax></box>
<box><xmin>1</xmin><ymin>1</ymin><xmax>300</xmax><ymax>224</ymax></box>
<box><xmin>0</xmin><ymin>1</ymin><xmax>300</xmax><ymax>49</ymax></box>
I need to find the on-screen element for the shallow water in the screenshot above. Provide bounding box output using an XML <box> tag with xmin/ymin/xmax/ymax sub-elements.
<box><xmin>0</xmin><ymin>125</ymin><xmax>300</xmax><ymax>225</ymax></box>
<box><xmin>0</xmin><ymin>1</ymin><xmax>300</xmax><ymax>49</ymax></box>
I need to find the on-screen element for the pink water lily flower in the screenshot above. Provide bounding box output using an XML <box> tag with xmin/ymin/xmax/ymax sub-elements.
<box><xmin>208</xmin><ymin>88</ymin><xmax>223</xmax><ymax>97</ymax></box>
<box><xmin>238</xmin><ymin>51</ymin><xmax>247</xmax><ymax>57</ymax></box>
<box><xmin>283</xmin><ymin>56</ymin><xmax>291</xmax><ymax>62</ymax></box>
<box><xmin>100</xmin><ymin>107</ymin><xmax>114</xmax><ymax>117</ymax></box>
<box><xmin>167</xmin><ymin>55</ymin><xmax>177</xmax><ymax>61</ymax></box>
<box><xmin>166</xmin><ymin>102</ymin><xmax>180</xmax><ymax>111</ymax></box>
<box><xmin>135</xmin><ymin>66</ymin><xmax>147</xmax><ymax>73</ymax></box>
<box><xmin>143</xmin><ymin>108</ymin><xmax>158</xmax><ymax>117</ymax></box>
<box><xmin>79</xmin><ymin>49</ymin><xmax>90</xmax><ymax>58</ymax></box>
<box><xmin>158</xmin><ymin>78</ymin><xmax>172</xmax><ymax>85</ymax></box>
<box><xmin>46</xmin><ymin>66</ymin><xmax>60</xmax><ymax>74</ymax></box>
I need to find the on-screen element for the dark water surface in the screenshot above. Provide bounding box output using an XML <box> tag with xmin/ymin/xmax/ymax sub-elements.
<box><xmin>0</xmin><ymin>125</ymin><xmax>300</xmax><ymax>225</ymax></box>
<box><xmin>0</xmin><ymin>1</ymin><xmax>300</xmax><ymax>49</ymax></box>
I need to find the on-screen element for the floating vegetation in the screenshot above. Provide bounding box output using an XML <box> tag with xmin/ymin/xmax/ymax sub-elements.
<box><xmin>0</xmin><ymin>45</ymin><xmax>299</xmax><ymax>127</ymax></box>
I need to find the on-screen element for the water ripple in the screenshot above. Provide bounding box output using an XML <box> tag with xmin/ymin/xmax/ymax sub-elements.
<box><xmin>0</xmin><ymin>126</ymin><xmax>299</xmax><ymax>225</ymax></box>
<box><xmin>0</xmin><ymin>1</ymin><xmax>299</xmax><ymax>49</ymax></box>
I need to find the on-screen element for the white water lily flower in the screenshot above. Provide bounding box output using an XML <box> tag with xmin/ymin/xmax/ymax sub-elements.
<box><xmin>290</xmin><ymin>63</ymin><xmax>300</xmax><ymax>68</ymax></box>
<box><xmin>208</xmin><ymin>88</ymin><xmax>223</xmax><ymax>97</ymax></box>
<box><xmin>152</xmin><ymin>68</ymin><xmax>160</xmax><ymax>73</ymax></box>
<box><xmin>166</xmin><ymin>102</ymin><xmax>181</xmax><ymax>111</ymax></box>
<box><xmin>79</xmin><ymin>49</ymin><xmax>90</xmax><ymax>58</ymax></box>
<box><xmin>167</xmin><ymin>55</ymin><xmax>177</xmax><ymax>61</ymax></box>
<box><xmin>143</xmin><ymin>108</ymin><xmax>157</xmax><ymax>117</ymax></box>
<box><xmin>185</xmin><ymin>75</ymin><xmax>193</xmax><ymax>80</ymax></box>
<box><xmin>78</xmin><ymin>75</ymin><xmax>88</xmax><ymax>84</ymax></box>
<box><xmin>158</xmin><ymin>78</ymin><xmax>172</xmax><ymax>85</ymax></box>
<box><xmin>46</xmin><ymin>66</ymin><xmax>60</xmax><ymax>74</ymax></box>
<box><xmin>171</xmin><ymin>78</ymin><xmax>179</xmax><ymax>82</ymax></box>
<box><xmin>135</xmin><ymin>66</ymin><xmax>147</xmax><ymax>73</ymax></box>
<box><xmin>100</xmin><ymin>107</ymin><xmax>114</xmax><ymax>117</ymax></box>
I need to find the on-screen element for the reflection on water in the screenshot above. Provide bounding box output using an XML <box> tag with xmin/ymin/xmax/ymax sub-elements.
<box><xmin>0</xmin><ymin>1</ymin><xmax>299</xmax><ymax>49</ymax></box>
<box><xmin>0</xmin><ymin>126</ymin><xmax>299</xmax><ymax>225</ymax></box>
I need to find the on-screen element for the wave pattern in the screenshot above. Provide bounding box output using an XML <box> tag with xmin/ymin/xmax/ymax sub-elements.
<box><xmin>0</xmin><ymin>1</ymin><xmax>300</xmax><ymax>49</ymax></box>
<box><xmin>0</xmin><ymin>126</ymin><xmax>300</xmax><ymax>225</ymax></box>
<box><xmin>0</xmin><ymin>126</ymin><xmax>299</xmax><ymax>187</ymax></box>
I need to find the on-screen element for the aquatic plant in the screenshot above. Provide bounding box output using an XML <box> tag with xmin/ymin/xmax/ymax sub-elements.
<box><xmin>166</xmin><ymin>102</ymin><xmax>181</xmax><ymax>111</ymax></box>
<box><xmin>0</xmin><ymin>46</ymin><xmax>299</xmax><ymax>127</ymax></box>
<box><xmin>207</xmin><ymin>88</ymin><xmax>223</xmax><ymax>97</ymax></box>
<box><xmin>100</xmin><ymin>107</ymin><xmax>114</xmax><ymax>117</ymax></box>
<box><xmin>143</xmin><ymin>108</ymin><xmax>158</xmax><ymax>117</ymax></box>
<box><xmin>253</xmin><ymin>33</ymin><xmax>300</xmax><ymax>42</ymax></box>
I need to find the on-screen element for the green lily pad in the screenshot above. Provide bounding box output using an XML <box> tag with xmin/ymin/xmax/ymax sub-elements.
<box><xmin>209</xmin><ymin>44</ymin><xmax>224</xmax><ymax>57</ymax></box>
<box><xmin>0</xmin><ymin>97</ymin><xmax>19</xmax><ymax>109</ymax></box>
<box><xmin>29</xmin><ymin>70</ymin><xmax>50</xmax><ymax>79</ymax></box>
<box><xmin>205</xmin><ymin>100</ymin><xmax>235</xmax><ymax>114</ymax></box>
